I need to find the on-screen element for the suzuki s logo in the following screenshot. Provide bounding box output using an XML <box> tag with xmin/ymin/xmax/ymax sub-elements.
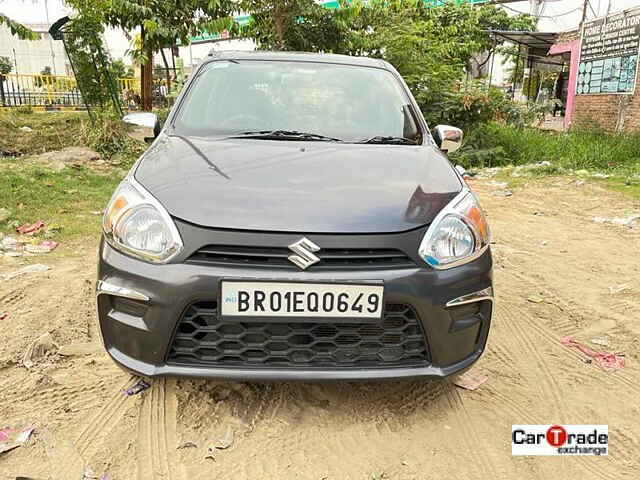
<box><xmin>288</xmin><ymin>237</ymin><xmax>321</xmax><ymax>270</ymax></box>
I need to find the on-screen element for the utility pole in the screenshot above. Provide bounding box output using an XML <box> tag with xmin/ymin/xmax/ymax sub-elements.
<box><xmin>580</xmin><ymin>0</ymin><xmax>590</xmax><ymax>29</ymax></box>
<box><xmin>44</xmin><ymin>0</ymin><xmax>57</xmax><ymax>75</ymax></box>
<box><xmin>529</xmin><ymin>0</ymin><xmax>541</xmax><ymax>17</ymax></box>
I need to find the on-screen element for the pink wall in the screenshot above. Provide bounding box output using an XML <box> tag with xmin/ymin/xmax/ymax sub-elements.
<box><xmin>549</xmin><ymin>40</ymin><xmax>580</xmax><ymax>131</ymax></box>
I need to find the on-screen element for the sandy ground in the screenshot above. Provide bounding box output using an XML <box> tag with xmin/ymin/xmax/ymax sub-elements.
<box><xmin>0</xmin><ymin>177</ymin><xmax>639</xmax><ymax>480</ymax></box>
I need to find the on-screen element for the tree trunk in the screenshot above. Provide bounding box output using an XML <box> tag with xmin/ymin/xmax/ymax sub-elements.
<box><xmin>140</xmin><ymin>25</ymin><xmax>153</xmax><ymax>111</ymax></box>
<box><xmin>274</xmin><ymin>3</ymin><xmax>285</xmax><ymax>50</ymax></box>
<box><xmin>160</xmin><ymin>47</ymin><xmax>171</xmax><ymax>93</ymax></box>
<box><xmin>274</xmin><ymin>15</ymin><xmax>285</xmax><ymax>50</ymax></box>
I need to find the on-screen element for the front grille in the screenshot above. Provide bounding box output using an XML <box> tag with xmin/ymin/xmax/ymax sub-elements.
<box><xmin>186</xmin><ymin>245</ymin><xmax>416</xmax><ymax>271</ymax></box>
<box><xmin>167</xmin><ymin>302</ymin><xmax>430</xmax><ymax>368</ymax></box>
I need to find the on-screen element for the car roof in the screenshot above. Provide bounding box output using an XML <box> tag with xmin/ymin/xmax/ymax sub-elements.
<box><xmin>205</xmin><ymin>50</ymin><xmax>390</xmax><ymax>69</ymax></box>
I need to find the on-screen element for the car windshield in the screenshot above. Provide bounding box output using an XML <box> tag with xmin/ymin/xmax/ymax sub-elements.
<box><xmin>172</xmin><ymin>60</ymin><xmax>419</xmax><ymax>143</ymax></box>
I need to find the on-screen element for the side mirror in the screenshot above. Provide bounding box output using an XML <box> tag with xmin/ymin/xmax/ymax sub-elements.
<box><xmin>433</xmin><ymin>125</ymin><xmax>463</xmax><ymax>153</ymax></box>
<box><xmin>123</xmin><ymin>112</ymin><xmax>160</xmax><ymax>143</ymax></box>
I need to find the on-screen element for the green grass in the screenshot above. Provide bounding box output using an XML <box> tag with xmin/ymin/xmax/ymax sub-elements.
<box><xmin>0</xmin><ymin>111</ymin><xmax>88</xmax><ymax>157</ymax></box>
<box><xmin>452</xmin><ymin>123</ymin><xmax>640</xmax><ymax>178</ymax></box>
<box><xmin>0</xmin><ymin>160</ymin><xmax>123</xmax><ymax>246</ymax></box>
<box><xmin>595</xmin><ymin>176</ymin><xmax>640</xmax><ymax>199</ymax></box>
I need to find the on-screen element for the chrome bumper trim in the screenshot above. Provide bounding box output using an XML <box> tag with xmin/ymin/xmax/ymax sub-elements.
<box><xmin>96</xmin><ymin>280</ymin><xmax>150</xmax><ymax>302</ymax></box>
<box><xmin>446</xmin><ymin>286</ymin><xmax>494</xmax><ymax>307</ymax></box>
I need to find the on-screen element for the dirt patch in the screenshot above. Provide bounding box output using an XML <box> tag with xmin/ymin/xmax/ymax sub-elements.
<box><xmin>29</xmin><ymin>146</ymin><xmax>103</xmax><ymax>172</ymax></box>
<box><xmin>0</xmin><ymin>178</ymin><xmax>638</xmax><ymax>479</ymax></box>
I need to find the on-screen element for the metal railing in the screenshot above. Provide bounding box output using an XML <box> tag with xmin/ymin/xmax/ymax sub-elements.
<box><xmin>0</xmin><ymin>74</ymin><xmax>141</xmax><ymax>108</ymax></box>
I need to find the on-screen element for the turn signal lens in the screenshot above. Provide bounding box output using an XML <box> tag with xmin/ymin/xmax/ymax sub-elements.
<box><xmin>418</xmin><ymin>190</ymin><xmax>490</xmax><ymax>269</ymax></box>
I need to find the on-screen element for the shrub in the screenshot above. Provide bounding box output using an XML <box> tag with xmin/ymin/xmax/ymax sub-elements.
<box><xmin>15</xmin><ymin>105</ymin><xmax>33</xmax><ymax>114</ymax></box>
<box><xmin>81</xmin><ymin>108</ymin><xmax>144</xmax><ymax>160</ymax></box>
<box><xmin>451</xmin><ymin>122</ymin><xmax>640</xmax><ymax>174</ymax></box>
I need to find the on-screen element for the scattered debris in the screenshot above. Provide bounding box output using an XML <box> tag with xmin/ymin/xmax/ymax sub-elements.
<box><xmin>22</xmin><ymin>332</ymin><xmax>58</xmax><ymax>368</ymax></box>
<box><xmin>90</xmin><ymin>210</ymin><xmax>103</xmax><ymax>216</ymax></box>
<box><xmin>593</xmin><ymin>214</ymin><xmax>640</xmax><ymax>227</ymax></box>
<box><xmin>25</xmin><ymin>240</ymin><xmax>59</xmax><ymax>254</ymax></box>
<box><xmin>123</xmin><ymin>379</ymin><xmax>151</xmax><ymax>396</ymax></box>
<box><xmin>591</xmin><ymin>338</ymin><xmax>610</xmax><ymax>347</ymax></box>
<box><xmin>3</xmin><ymin>264</ymin><xmax>51</xmax><ymax>281</ymax></box>
<box><xmin>212</xmin><ymin>427</ymin><xmax>234</xmax><ymax>450</ymax></box>
<box><xmin>0</xmin><ymin>312</ymin><xmax>7</xmax><ymax>320</ymax></box>
<box><xmin>491</xmin><ymin>190</ymin><xmax>513</xmax><ymax>197</ymax></box>
<box><xmin>82</xmin><ymin>468</ymin><xmax>109</xmax><ymax>480</ymax></box>
<box><xmin>0</xmin><ymin>426</ymin><xmax>35</xmax><ymax>454</ymax></box>
<box><xmin>177</xmin><ymin>441</ymin><xmax>198</xmax><ymax>450</ymax></box>
<box><xmin>609</xmin><ymin>284</ymin><xmax>631</xmax><ymax>295</ymax></box>
<box><xmin>527</xmin><ymin>295</ymin><xmax>544</xmax><ymax>304</ymax></box>
<box><xmin>58</xmin><ymin>342</ymin><xmax>100</xmax><ymax>357</ymax></box>
<box><xmin>561</xmin><ymin>336</ymin><xmax>626</xmax><ymax>371</ymax></box>
<box><xmin>19</xmin><ymin>126</ymin><xmax>33</xmax><ymax>132</ymax></box>
<box><xmin>0</xmin><ymin>208</ymin><xmax>11</xmax><ymax>222</ymax></box>
<box><xmin>453</xmin><ymin>371</ymin><xmax>488</xmax><ymax>391</ymax></box>
<box><xmin>1</xmin><ymin>236</ymin><xmax>22</xmax><ymax>252</ymax></box>
<box><xmin>16</xmin><ymin>220</ymin><xmax>46</xmax><ymax>236</ymax></box>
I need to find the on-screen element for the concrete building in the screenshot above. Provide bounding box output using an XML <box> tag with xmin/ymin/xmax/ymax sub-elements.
<box><xmin>0</xmin><ymin>22</ymin><xmax>71</xmax><ymax>75</ymax></box>
<box><xmin>548</xmin><ymin>5</ymin><xmax>640</xmax><ymax>132</ymax></box>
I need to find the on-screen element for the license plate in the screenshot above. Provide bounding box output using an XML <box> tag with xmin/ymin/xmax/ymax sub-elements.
<box><xmin>220</xmin><ymin>281</ymin><xmax>384</xmax><ymax>319</ymax></box>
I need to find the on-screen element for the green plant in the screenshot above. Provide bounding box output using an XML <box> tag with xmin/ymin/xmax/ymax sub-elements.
<box><xmin>0</xmin><ymin>56</ymin><xmax>11</xmax><ymax>75</ymax></box>
<box><xmin>14</xmin><ymin>105</ymin><xmax>33</xmax><ymax>114</ymax></box>
<box><xmin>0</xmin><ymin>13</ymin><xmax>39</xmax><ymax>40</ymax></box>
<box><xmin>81</xmin><ymin>108</ymin><xmax>145</xmax><ymax>160</ymax></box>
<box><xmin>451</xmin><ymin>122</ymin><xmax>640</xmax><ymax>174</ymax></box>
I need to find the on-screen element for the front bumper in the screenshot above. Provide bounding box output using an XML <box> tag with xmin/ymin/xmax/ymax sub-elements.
<box><xmin>97</xmin><ymin>235</ymin><xmax>493</xmax><ymax>381</ymax></box>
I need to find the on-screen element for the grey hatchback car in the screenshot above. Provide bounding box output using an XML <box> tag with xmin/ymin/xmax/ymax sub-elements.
<box><xmin>97</xmin><ymin>51</ymin><xmax>493</xmax><ymax>381</ymax></box>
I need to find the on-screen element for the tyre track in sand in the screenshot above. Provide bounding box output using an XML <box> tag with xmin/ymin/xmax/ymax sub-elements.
<box><xmin>497</xmin><ymin>302</ymin><xmax>618</xmax><ymax>480</ymax></box>
<box><xmin>444</xmin><ymin>384</ymin><xmax>498</xmax><ymax>479</ymax></box>
<box><xmin>137</xmin><ymin>378</ymin><xmax>183</xmax><ymax>480</ymax></box>
<box><xmin>74</xmin><ymin>375</ymin><xmax>137</xmax><ymax>459</ymax></box>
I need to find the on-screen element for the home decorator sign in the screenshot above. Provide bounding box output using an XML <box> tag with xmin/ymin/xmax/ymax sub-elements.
<box><xmin>577</xmin><ymin>7</ymin><xmax>640</xmax><ymax>95</ymax></box>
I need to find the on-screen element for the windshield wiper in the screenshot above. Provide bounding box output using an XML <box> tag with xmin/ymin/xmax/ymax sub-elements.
<box><xmin>358</xmin><ymin>136</ymin><xmax>417</xmax><ymax>145</ymax></box>
<box><xmin>229</xmin><ymin>130</ymin><xmax>343</xmax><ymax>142</ymax></box>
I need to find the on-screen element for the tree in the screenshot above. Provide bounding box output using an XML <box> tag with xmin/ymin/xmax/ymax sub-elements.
<box><xmin>0</xmin><ymin>56</ymin><xmax>11</xmax><ymax>75</ymax></box>
<box><xmin>239</xmin><ymin>0</ymin><xmax>535</xmax><ymax>126</ymax></box>
<box><xmin>110</xmin><ymin>58</ymin><xmax>134</xmax><ymax>79</ymax></box>
<box><xmin>0</xmin><ymin>13</ymin><xmax>39</xmax><ymax>40</ymax></box>
<box><xmin>239</xmin><ymin>0</ymin><xmax>343</xmax><ymax>51</ymax></box>
<box><xmin>0</xmin><ymin>55</ymin><xmax>12</xmax><ymax>106</ymax></box>
<box><xmin>67</xmin><ymin>0</ymin><xmax>235</xmax><ymax>110</ymax></box>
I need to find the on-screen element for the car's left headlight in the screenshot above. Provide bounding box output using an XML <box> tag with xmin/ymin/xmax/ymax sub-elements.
<box><xmin>418</xmin><ymin>189</ymin><xmax>490</xmax><ymax>269</ymax></box>
<box><xmin>102</xmin><ymin>177</ymin><xmax>183</xmax><ymax>263</ymax></box>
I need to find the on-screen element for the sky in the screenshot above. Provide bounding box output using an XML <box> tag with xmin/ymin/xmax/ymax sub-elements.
<box><xmin>1</xmin><ymin>0</ymin><xmax>640</xmax><ymax>63</ymax></box>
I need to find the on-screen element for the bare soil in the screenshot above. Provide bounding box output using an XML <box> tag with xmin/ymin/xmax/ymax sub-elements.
<box><xmin>1</xmin><ymin>177</ymin><xmax>639</xmax><ymax>480</ymax></box>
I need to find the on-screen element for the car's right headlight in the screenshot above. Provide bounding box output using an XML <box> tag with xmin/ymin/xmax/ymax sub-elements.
<box><xmin>418</xmin><ymin>189</ymin><xmax>490</xmax><ymax>269</ymax></box>
<box><xmin>102</xmin><ymin>177</ymin><xmax>183</xmax><ymax>263</ymax></box>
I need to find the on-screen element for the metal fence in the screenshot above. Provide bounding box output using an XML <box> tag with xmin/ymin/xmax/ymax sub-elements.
<box><xmin>0</xmin><ymin>74</ymin><xmax>141</xmax><ymax>108</ymax></box>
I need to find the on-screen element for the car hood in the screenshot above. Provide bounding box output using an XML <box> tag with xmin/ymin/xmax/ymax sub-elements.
<box><xmin>134</xmin><ymin>134</ymin><xmax>462</xmax><ymax>233</ymax></box>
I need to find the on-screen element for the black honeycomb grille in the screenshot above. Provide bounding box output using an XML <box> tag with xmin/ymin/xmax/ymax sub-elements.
<box><xmin>167</xmin><ymin>301</ymin><xmax>430</xmax><ymax>368</ymax></box>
